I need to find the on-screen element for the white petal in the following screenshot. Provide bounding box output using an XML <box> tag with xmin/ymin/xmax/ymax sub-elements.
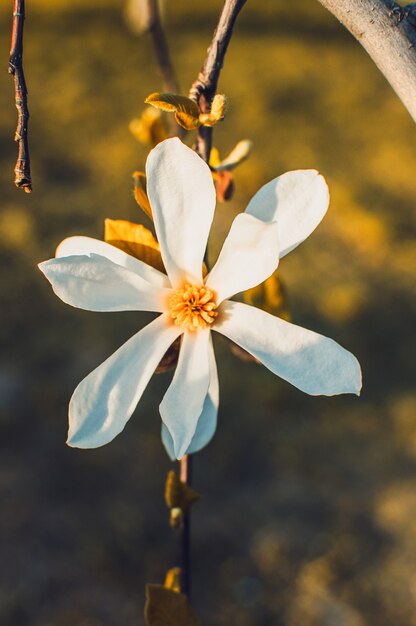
<box><xmin>245</xmin><ymin>170</ymin><xmax>329</xmax><ymax>258</ymax></box>
<box><xmin>161</xmin><ymin>336</ymin><xmax>219</xmax><ymax>459</ymax></box>
<box><xmin>215</xmin><ymin>301</ymin><xmax>362</xmax><ymax>396</ymax></box>
<box><xmin>159</xmin><ymin>329</ymin><xmax>211</xmax><ymax>459</ymax></box>
<box><xmin>56</xmin><ymin>236</ymin><xmax>170</xmax><ymax>288</ymax></box>
<box><xmin>146</xmin><ymin>138</ymin><xmax>216</xmax><ymax>286</ymax></box>
<box><xmin>39</xmin><ymin>254</ymin><xmax>170</xmax><ymax>312</ymax></box>
<box><xmin>68</xmin><ymin>314</ymin><xmax>182</xmax><ymax>448</ymax></box>
<box><xmin>206</xmin><ymin>213</ymin><xmax>280</xmax><ymax>303</ymax></box>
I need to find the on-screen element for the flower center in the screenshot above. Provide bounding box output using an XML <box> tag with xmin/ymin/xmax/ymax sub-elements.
<box><xmin>168</xmin><ymin>284</ymin><xmax>218</xmax><ymax>331</ymax></box>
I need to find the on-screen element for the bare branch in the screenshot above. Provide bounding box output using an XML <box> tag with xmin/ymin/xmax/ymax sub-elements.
<box><xmin>317</xmin><ymin>0</ymin><xmax>416</xmax><ymax>123</ymax></box>
<box><xmin>179</xmin><ymin>454</ymin><xmax>192</xmax><ymax>598</ymax></box>
<box><xmin>144</xmin><ymin>0</ymin><xmax>184</xmax><ymax>137</ymax></box>
<box><xmin>189</xmin><ymin>0</ymin><xmax>247</xmax><ymax>162</ymax></box>
<box><xmin>146</xmin><ymin>0</ymin><xmax>180</xmax><ymax>94</ymax></box>
<box><xmin>9</xmin><ymin>0</ymin><xmax>32</xmax><ymax>193</ymax></box>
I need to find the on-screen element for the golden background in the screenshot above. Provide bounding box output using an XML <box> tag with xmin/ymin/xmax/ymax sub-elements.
<box><xmin>0</xmin><ymin>1</ymin><xmax>415</xmax><ymax>624</ymax></box>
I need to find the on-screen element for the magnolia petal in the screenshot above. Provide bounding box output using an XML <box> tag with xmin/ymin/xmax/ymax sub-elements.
<box><xmin>215</xmin><ymin>301</ymin><xmax>362</xmax><ymax>396</ymax></box>
<box><xmin>159</xmin><ymin>329</ymin><xmax>211</xmax><ymax>459</ymax></box>
<box><xmin>206</xmin><ymin>213</ymin><xmax>280</xmax><ymax>303</ymax></box>
<box><xmin>245</xmin><ymin>170</ymin><xmax>329</xmax><ymax>258</ymax></box>
<box><xmin>161</xmin><ymin>336</ymin><xmax>219</xmax><ymax>459</ymax></box>
<box><xmin>68</xmin><ymin>314</ymin><xmax>182</xmax><ymax>448</ymax></box>
<box><xmin>39</xmin><ymin>254</ymin><xmax>170</xmax><ymax>312</ymax></box>
<box><xmin>56</xmin><ymin>236</ymin><xmax>170</xmax><ymax>288</ymax></box>
<box><xmin>146</xmin><ymin>138</ymin><xmax>216</xmax><ymax>286</ymax></box>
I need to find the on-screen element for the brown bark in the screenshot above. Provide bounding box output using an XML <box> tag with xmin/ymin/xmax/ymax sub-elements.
<box><xmin>318</xmin><ymin>0</ymin><xmax>416</xmax><ymax>123</ymax></box>
<box><xmin>9</xmin><ymin>0</ymin><xmax>32</xmax><ymax>192</ymax></box>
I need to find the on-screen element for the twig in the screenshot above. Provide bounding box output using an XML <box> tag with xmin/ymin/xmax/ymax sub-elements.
<box><xmin>9</xmin><ymin>0</ymin><xmax>32</xmax><ymax>192</ymax></box>
<box><xmin>146</xmin><ymin>0</ymin><xmax>179</xmax><ymax>93</ymax></box>
<box><xmin>179</xmin><ymin>454</ymin><xmax>192</xmax><ymax>598</ymax></box>
<box><xmin>189</xmin><ymin>0</ymin><xmax>247</xmax><ymax>162</ymax></box>
<box><xmin>145</xmin><ymin>0</ymin><xmax>184</xmax><ymax>137</ymax></box>
<box><xmin>317</xmin><ymin>0</ymin><xmax>416</xmax><ymax>123</ymax></box>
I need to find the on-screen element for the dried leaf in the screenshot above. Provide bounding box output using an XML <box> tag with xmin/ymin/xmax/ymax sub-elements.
<box><xmin>209</xmin><ymin>147</ymin><xmax>221</xmax><ymax>170</ymax></box>
<box><xmin>214</xmin><ymin>139</ymin><xmax>253</xmax><ymax>172</ymax></box>
<box><xmin>165</xmin><ymin>470</ymin><xmax>200</xmax><ymax>529</ymax></box>
<box><xmin>230</xmin><ymin>341</ymin><xmax>259</xmax><ymax>363</ymax></box>
<box><xmin>213</xmin><ymin>170</ymin><xmax>235</xmax><ymax>202</ymax></box>
<box><xmin>132</xmin><ymin>171</ymin><xmax>153</xmax><ymax>219</ymax></box>
<box><xmin>199</xmin><ymin>94</ymin><xmax>227</xmax><ymax>127</ymax></box>
<box><xmin>104</xmin><ymin>219</ymin><xmax>165</xmax><ymax>273</ymax></box>
<box><xmin>145</xmin><ymin>585</ymin><xmax>202</xmax><ymax>626</ymax></box>
<box><xmin>145</xmin><ymin>93</ymin><xmax>201</xmax><ymax>130</ymax></box>
<box><xmin>164</xmin><ymin>568</ymin><xmax>182</xmax><ymax>593</ymax></box>
<box><xmin>155</xmin><ymin>336</ymin><xmax>181</xmax><ymax>374</ymax></box>
<box><xmin>244</xmin><ymin>272</ymin><xmax>290</xmax><ymax>320</ymax></box>
<box><xmin>129</xmin><ymin>106</ymin><xmax>167</xmax><ymax>147</ymax></box>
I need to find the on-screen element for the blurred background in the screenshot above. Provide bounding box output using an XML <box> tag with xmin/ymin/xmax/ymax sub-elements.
<box><xmin>0</xmin><ymin>1</ymin><xmax>416</xmax><ymax>624</ymax></box>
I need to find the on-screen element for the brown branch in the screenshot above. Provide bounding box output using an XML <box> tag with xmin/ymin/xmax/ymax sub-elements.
<box><xmin>179</xmin><ymin>454</ymin><xmax>192</xmax><ymax>598</ymax></box>
<box><xmin>146</xmin><ymin>0</ymin><xmax>179</xmax><ymax>93</ymax></box>
<box><xmin>145</xmin><ymin>0</ymin><xmax>184</xmax><ymax>137</ymax></box>
<box><xmin>9</xmin><ymin>0</ymin><xmax>32</xmax><ymax>193</ymax></box>
<box><xmin>189</xmin><ymin>0</ymin><xmax>247</xmax><ymax>162</ymax></box>
<box><xmin>317</xmin><ymin>0</ymin><xmax>416</xmax><ymax>123</ymax></box>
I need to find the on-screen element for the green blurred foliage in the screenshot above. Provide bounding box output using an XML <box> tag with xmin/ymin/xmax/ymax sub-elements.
<box><xmin>0</xmin><ymin>1</ymin><xmax>415</xmax><ymax>625</ymax></box>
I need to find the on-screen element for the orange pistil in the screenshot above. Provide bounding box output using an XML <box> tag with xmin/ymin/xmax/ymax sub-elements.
<box><xmin>169</xmin><ymin>284</ymin><xmax>218</xmax><ymax>331</ymax></box>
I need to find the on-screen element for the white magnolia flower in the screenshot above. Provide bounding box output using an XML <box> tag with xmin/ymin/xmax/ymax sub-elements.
<box><xmin>39</xmin><ymin>138</ymin><xmax>361</xmax><ymax>460</ymax></box>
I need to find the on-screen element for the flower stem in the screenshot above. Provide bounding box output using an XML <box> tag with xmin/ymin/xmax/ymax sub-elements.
<box><xmin>179</xmin><ymin>453</ymin><xmax>193</xmax><ymax>598</ymax></box>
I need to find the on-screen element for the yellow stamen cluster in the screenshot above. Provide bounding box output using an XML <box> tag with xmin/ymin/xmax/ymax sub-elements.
<box><xmin>169</xmin><ymin>284</ymin><xmax>218</xmax><ymax>331</ymax></box>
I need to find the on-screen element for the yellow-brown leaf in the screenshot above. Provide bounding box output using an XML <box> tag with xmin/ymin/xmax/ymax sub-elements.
<box><xmin>129</xmin><ymin>106</ymin><xmax>168</xmax><ymax>147</ymax></box>
<box><xmin>164</xmin><ymin>568</ymin><xmax>182</xmax><ymax>593</ymax></box>
<box><xmin>104</xmin><ymin>219</ymin><xmax>165</xmax><ymax>273</ymax></box>
<box><xmin>214</xmin><ymin>139</ymin><xmax>253</xmax><ymax>172</ymax></box>
<box><xmin>165</xmin><ymin>470</ymin><xmax>200</xmax><ymax>529</ymax></box>
<box><xmin>199</xmin><ymin>94</ymin><xmax>227</xmax><ymax>127</ymax></box>
<box><xmin>132</xmin><ymin>171</ymin><xmax>153</xmax><ymax>219</ymax></box>
<box><xmin>244</xmin><ymin>273</ymin><xmax>290</xmax><ymax>320</ymax></box>
<box><xmin>145</xmin><ymin>93</ymin><xmax>201</xmax><ymax>130</ymax></box>
<box><xmin>145</xmin><ymin>585</ymin><xmax>202</xmax><ymax>626</ymax></box>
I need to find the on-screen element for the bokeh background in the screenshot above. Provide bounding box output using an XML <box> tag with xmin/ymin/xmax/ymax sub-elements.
<box><xmin>0</xmin><ymin>1</ymin><xmax>416</xmax><ymax>624</ymax></box>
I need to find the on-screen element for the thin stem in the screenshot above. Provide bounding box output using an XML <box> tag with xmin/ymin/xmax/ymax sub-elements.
<box><xmin>146</xmin><ymin>0</ymin><xmax>184</xmax><ymax>137</ymax></box>
<box><xmin>146</xmin><ymin>0</ymin><xmax>179</xmax><ymax>93</ymax></box>
<box><xmin>9</xmin><ymin>0</ymin><xmax>32</xmax><ymax>192</ymax></box>
<box><xmin>179</xmin><ymin>454</ymin><xmax>192</xmax><ymax>598</ymax></box>
<box><xmin>189</xmin><ymin>0</ymin><xmax>247</xmax><ymax>162</ymax></box>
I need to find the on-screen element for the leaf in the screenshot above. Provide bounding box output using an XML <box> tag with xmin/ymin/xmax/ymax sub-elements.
<box><xmin>213</xmin><ymin>170</ymin><xmax>235</xmax><ymax>202</ymax></box>
<box><xmin>155</xmin><ymin>336</ymin><xmax>181</xmax><ymax>374</ymax></box>
<box><xmin>244</xmin><ymin>272</ymin><xmax>290</xmax><ymax>320</ymax></box>
<box><xmin>145</xmin><ymin>585</ymin><xmax>202</xmax><ymax>626</ymax></box>
<box><xmin>199</xmin><ymin>94</ymin><xmax>227</xmax><ymax>127</ymax></box>
<box><xmin>129</xmin><ymin>106</ymin><xmax>168</xmax><ymax>147</ymax></box>
<box><xmin>132</xmin><ymin>171</ymin><xmax>153</xmax><ymax>219</ymax></box>
<box><xmin>165</xmin><ymin>470</ymin><xmax>200</xmax><ymax>529</ymax></box>
<box><xmin>214</xmin><ymin>139</ymin><xmax>253</xmax><ymax>172</ymax></box>
<box><xmin>145</xmin><ymin>93</ymin><xmax>201</xmax><ymax>130</ymax></box>
<box><xmin>104</xmin><ymin>218</ymin><xmax>165</xmax><ymax>273</ymax></box>
<box><xmin>164</xmin><ymin>568</ymin><xmax>182</xmax><ymax>593</ymax></box>
<box><xmin>209</xmin><ymin>146</ymin><xmax>221</xmax><ymax>169</ymax></box>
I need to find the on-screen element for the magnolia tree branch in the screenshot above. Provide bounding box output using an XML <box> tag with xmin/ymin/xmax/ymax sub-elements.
<box><xmin>9</xmin><ymin>0</ymin><xmax>32</xmax><ymax>192</ymax></box>
<box><xmin>179</xmin><ymin>454</ymin><xmax>192</xmax><ymax>598</ymax></box>
<box><xmin>317</xmin><ymin>0</ymin><xmax>416</xmax><ymax>123</ymax></box>
<box><xmin>146</xmin><ymin>0</ymin><xmax>180</xmax><ymax>94</ymax></box>
<box><xmin>189</xmin><ymin>0</ymin><xmax>247</xmax><ymax>162</ymax></box>
<box><xmin>145</xmin><ymin>0</ymin><xmax>185</xmax><ymax>137</ymax></box>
